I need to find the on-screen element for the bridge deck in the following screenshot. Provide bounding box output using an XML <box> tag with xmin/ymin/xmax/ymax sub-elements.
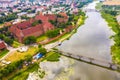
<box><xmin>83</xmin><ymin>9</ymin><xmax>100</xmax><ymax>12</ymax></box>
<box><xmin>54</xmin><ymin>50</ymin><xmax>119</xmax><ymax>72</ymax></box>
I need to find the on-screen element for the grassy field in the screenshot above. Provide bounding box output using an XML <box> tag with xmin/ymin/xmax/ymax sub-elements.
<box><xmin>12</xmin><ymin>41</ymin><xmax>23</xmax><ymax>48</ymax></box>
<box><xmin>5</xmin><ymin>46</ymin><xmax>38</xmax><ymax>62</ymax></box>
<box><xmin>77</xmin><ymin>16</ymin><xmax>85</xmax><ymax>26</ymax></box>
<box><xmin>36</xmin><ymin>35</ymin><xmax>48</xmax><ymax>42</ymax></box>
<box><xmin>42</xmin><ymin>51</ymin><xmax>61</xmax><ymax>62</ymax></box>
<box><xmin>0</xmin><ymin>50</ymin><xmax>9</xmax><ymax>58</ymax></box>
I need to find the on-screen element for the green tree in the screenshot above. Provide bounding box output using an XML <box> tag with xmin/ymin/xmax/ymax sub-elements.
<box><xmin>24</xmin><ymin>36</ymin><xmax>36</xmax><ymax>44</ymax></box>
<box><xmin>21</xmin><ymin>16</ymin><xmax>30</xmax><ymax>20</ymax></box>
<box><xmin>0</xmin><ymin>34</ymin><xmax>4</xmax><ymax>40</ymax></box>
<box><xmin>24</xmin><ymin>55</ymin><xmax>32</xmax><ymax>62</ymax></box>
<box><xmin>45</xmin><ymin>29</ymin><xmax>60</xmax><ymax>38</ymax></box>
<box><xmin>4</xmin><ymin>37</ymin><xmax>13</xmax><ymax>45</ymax></box>
<box><xmin>39</xmin><ymin>47</ymin><xmax>47</xmax><ymax>55</ymax></box>
<box><xmin>38</xmin><ymin>44</ymin><xmax>42</xmax><ymax>48</ymax></box>
<box><xmin>49</xmin><ymin>20</ymin><xmax>57</xmax><ymax>26</ymax></box>
<box><xmin>32</xmin><ymin>20</ymin><xmax>42</xmax><ymax>26</ymax></box>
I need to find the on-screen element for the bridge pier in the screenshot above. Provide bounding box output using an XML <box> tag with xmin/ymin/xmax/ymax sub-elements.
<box><xmin>89</xmin><ymin>58</ymin><xmax>94</xmax><ymax>63</ymax></box>
<box><xmin>78</xmin><ymin>55</ymin><xmax>83</xmax><ymax>58</ymax></box>
<box><xmin>109</xmin><ymin>63</ymin><xmax>117</xmax><ymax>70</ymax></box>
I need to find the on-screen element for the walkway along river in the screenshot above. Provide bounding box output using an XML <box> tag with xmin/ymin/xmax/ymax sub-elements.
<box><xmin>57</xmin><ymin>1</ymin><xmax>120</xmax><ymax>80</ymax></box>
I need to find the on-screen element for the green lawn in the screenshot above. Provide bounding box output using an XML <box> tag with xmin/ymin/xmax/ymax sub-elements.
<box><xmin>0</xmin><ymin>49</ymin><xmax>9</xmax><ymax>58</ymax></box>
<box><xmin>12</xmin><ymin>41</ymin><xmax>23</xmax><ymax>48</ymax></box>
<box><xmin>42</xmin><ymin>51</ymin><xmax>61</xmax><ymax>62</ymax></box>
<box><xmin>36</xmin><ymin>35</ymin><xmax>48</xmax><ymax>42</ymax></box>
<box><xmin>9</xmin><ymin>63</ymin><xmax>39</xmax><ymax>80</ymax></box>
<box><xmin>6</xmin><ymin>46</ymin><xmax>38</xmax><ymax>62</ymax></box>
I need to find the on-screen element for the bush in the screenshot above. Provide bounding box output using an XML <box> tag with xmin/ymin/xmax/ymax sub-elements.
<box><xmin>0</xmin><ymin>60</ymin><xmax>24</xmax><ymax>79</ymax></box>
<box><xmin>4</xmin><ymin>37</ymin><xmax>13</xmax><ymax>45</ymax></box>
<box><xmin>39</xmin><ymin>47</ymin><xmax>47</xmax><ymax>55</ymax></box>
<box><xmin>24</xmin><ymin>36</ymin><xmax>36</xmax><ymax>45</ymax></box>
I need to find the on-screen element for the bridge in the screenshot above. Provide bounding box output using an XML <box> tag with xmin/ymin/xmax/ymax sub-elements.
<box><xmin>83</xmin><ymin>9</ymin><xmax>100</xmax><ymax>12</ymax></box>
<box><xmin>53</xmin><ymin>50</ymin><xmax>120</xmax><ymax>72</ymax></box>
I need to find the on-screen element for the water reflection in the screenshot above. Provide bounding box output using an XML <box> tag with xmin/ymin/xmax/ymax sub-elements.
<box><xmin>58</xmin><ymin>3</ymin><xmax>112</xmax><ymax>62</ymax></box>
<box><xmin>57</xmin><ymin>1</ymin><xmax>120</xmax><ymax>80</ymax></box>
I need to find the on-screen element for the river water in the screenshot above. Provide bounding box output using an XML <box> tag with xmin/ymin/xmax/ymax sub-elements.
<box><xmin>57</xmin><ymin>1</ymin><xmax>120</xmax><ymax>80</ymax></box>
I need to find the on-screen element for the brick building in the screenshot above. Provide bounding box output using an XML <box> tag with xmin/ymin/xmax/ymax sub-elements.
<box><xmin>0</xmin><ymin>41</ymin><xmax>6</xmax><ymax>51</ymax></box>
<box><xmin>9</xmin><ymin>13</ymin><xmax>55</xmax><ymax>43</ymax></box>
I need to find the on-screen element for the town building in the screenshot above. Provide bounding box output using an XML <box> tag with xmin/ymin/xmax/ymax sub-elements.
<box><xmin>0</xmin><ymin>0</ymin><xmax>16</xmax><ymax>8</ymax></box>
<box><xmin>102</xmin><ymin>0</ymin><xmax>120</xmax><ymax>11</ymax></box>
<box><xmin>0</xmin><ymin>41</ymin><xmax>6</xmax><ymax>51</ymax></box>
<box><xmin>57</xmin><ymin>12</ymin><xmax>69</xmax><ymax>23</ymax></box>
<box><xmin>103</xmin><ymin>0</ymin><xmax>120</xmax><ymax>6</ymax></box>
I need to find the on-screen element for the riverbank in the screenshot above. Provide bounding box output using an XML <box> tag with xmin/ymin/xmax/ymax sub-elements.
<box><xmin>0</xmin><ymin>10</ymin><xmax>86</xmax><ymax>80</ymax></box>
<box><xmin>96</xmin><ymin>1</ymin><xmax>120</xmax><ymax>65</ymax></box>
<box><xmin>39</xmin><ymin>13</ymin><xmax>86</xmax><ymax>46</ymax></box>
<box><xmin>101</xmin><ymin>12</ymin><xmax>120</xmax><ymax>64</ymax></box>
<box><xmin>96</xmin><ymin>2</ymin><xmax>120</xmax><ymax>65</ymax></box>
<box><xmin>44</xmin><ymin>15</ymin><xmax>86</xmax><ymax>51</ymax></box>
<box><xmin>56</xmin><ymin>1</ymin><xmax>120</xmax><ymax>80</ymax></box>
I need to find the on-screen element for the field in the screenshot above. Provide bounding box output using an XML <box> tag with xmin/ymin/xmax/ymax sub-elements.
<box><xmin>0</xmin><ymin>50</ymin><xmax>9</xmax><ymax>58</ymax></box>
<box><xmin>12</xmin><ymin>41</ymin><xmax>23</xmax><ymax>48</ymax></box>
<box><xmin>42</xmin><ymin>51</ymin><xmax>61</xmax><ymax>62</ymax></box>
<box><xmin>5</xmin><ymin>46</ymin><xmax>38</xmax><ymax>62</ymax></box>
<box><xmin>36</xmin><ymin>35</ymin><xmax>48</xmax><ymax>42</ymax></box>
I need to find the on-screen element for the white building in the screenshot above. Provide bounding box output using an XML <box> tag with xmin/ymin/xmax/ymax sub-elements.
<box><xmin>0</xmin><ymin>0</ymin><xmax>16</xmax><ymax>8</ymax></box>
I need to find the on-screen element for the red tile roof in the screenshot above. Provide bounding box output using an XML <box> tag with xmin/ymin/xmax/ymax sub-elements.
<box><xmin>103</xmin><ymin>1</ymin><xmax>120</xmax><ymax>6</ymax></box>
<box><xmin>22</xmin><ymin>24</ymin><xmax>44</xmax><ymax>37</ymax></box>
<box><xmin>59</xmin><ymin>12</ymin><xmax>68</xmax><ymax>19</ymax></box>
<box><xmin>0</xmin><ymin>42</ymin><xmax>6</xmax><ymax>50</ymax></box>
<box><xmin>16</xmin><ymin>20</ymin><xmax>31</xmax><ymax>29</ymax></box>
<box><xmin>45</xmin><ymin>14</ymin><xmax>57</xmax><ymax>21</ymax></box>
<box><xmin>57</xmin><ymin>18</ymin><xmax>68</xmax><ymax>23</ymax></box>
<box><xmin>35</xmin><ymin>14</ymin><xmax>48</xmax><ymax>22</ymax></box>
<box><xmin>43</xmin><ymin>22</ymin><xmax>54</xmax><ymax>32</ymax></box>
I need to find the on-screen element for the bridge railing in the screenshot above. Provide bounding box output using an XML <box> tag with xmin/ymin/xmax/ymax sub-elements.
<box><xmin>54</xmin><ymin>49</ymin><xmax>120</xmax><ymax>71</ymax></box>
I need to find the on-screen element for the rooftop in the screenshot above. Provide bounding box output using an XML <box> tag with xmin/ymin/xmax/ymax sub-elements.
<box><xmin>0</xmin><ymin>41</ymin><xmax>6</xmax><ymax>50</ymax></box>
<box><xmin>103</xmin><ymin>1</ymin><xmax>120</xmax><ymax>6</ymax></box>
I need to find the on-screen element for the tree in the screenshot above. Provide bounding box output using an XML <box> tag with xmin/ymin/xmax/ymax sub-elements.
<box><xmin>45</xmin><ymin>29</ymin><xmax>60</xmax><ymax>38</ymax></box>
<box><xmin>32</xmin><ymin>20</ymin><xmax>42</xmax><ymax>26</ymax></box>
<box><xmin>4</xmin><ymin>37</ymin><xmax>13</xmax><ymax>45</ymax></box>
<box><xmin>0</xmin><ymin>13</ymin><xmax>18</xmax><ymax>24</ymax></box>
<box><xmin>0</xmin><ymin>34</ymin><xmax>4</xmax><ymax>40</ymax></box>
<box><xmin>49</xmin><ymin>20</ymin><xmax>57</xmax><ymax>26</ymax></box>
<box><xmin>24</xmin><ymin>55</ymin><xmax>32</xmax><ymax>62</ymax></box>
<box><xmin>38</xmin><ymin>44</ymin><xmax>42</xmax><ymax>48</ymax></box>
<box><xmin>21</xmin><ymin>16</ymin><xmax>30</xmax><ymax>20</ymax></box>
<box><xmin>0</xmin><ymin>60</ymin><xmax>24</xmax><ymax>78</ymax></box>
<box><xmin>24</xmin><ymin>36</ymin><xmax>36</xmax><ymax>44</ymax></box>
<box><xmin>39</xmin><ymin>47</ymin><xmax>47</xmax><ymax>55</ymax></box>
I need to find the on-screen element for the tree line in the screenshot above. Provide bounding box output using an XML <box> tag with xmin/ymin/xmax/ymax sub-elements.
<box><xmin>0</xmin><ymin>13</ymin><xmax>18</xmax><ymax>24</ymax></box>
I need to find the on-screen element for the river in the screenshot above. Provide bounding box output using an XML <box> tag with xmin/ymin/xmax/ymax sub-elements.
<box><xmin>57</xmin><ymin>1</ymin><xmax>120</xmax><ymax>80</ymax></box>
